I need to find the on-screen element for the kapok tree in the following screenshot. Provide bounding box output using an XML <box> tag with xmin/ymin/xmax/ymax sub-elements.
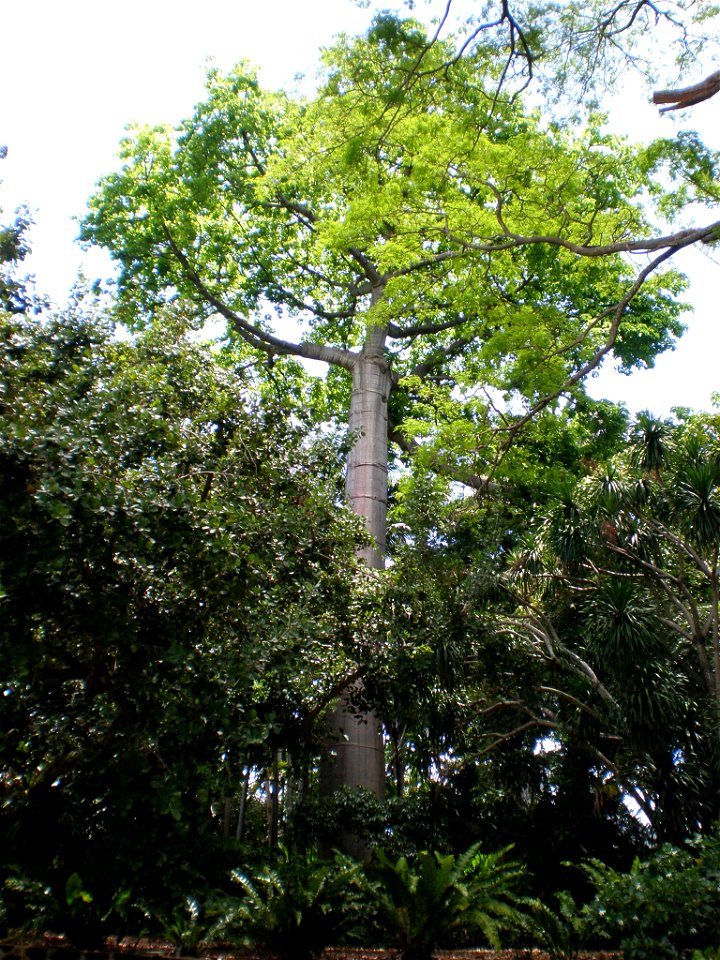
<box><xmin>81</xmin><ymin>16</ymin><xmax>710</xmax><ymax>814</ymax></box>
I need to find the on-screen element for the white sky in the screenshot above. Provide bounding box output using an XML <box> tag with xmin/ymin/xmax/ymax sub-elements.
<box><xmin>1</xmin><ymin>0</ymin><xmax>719</xmax><ymax>417</ymax></box>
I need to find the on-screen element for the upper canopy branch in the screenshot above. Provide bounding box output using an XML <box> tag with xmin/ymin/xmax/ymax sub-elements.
<box><xmin>447</xmin><ymin>189</ymin><xmax>720</xmax><ymax>256</ymax></box>
<box><xmin>593</xmin><ymin>0</ymin><xmax>662</xmax><ymax>40</ymax></box>
<box><xmin>653</xmin><ymin>69</ymin><xmax>720</xmax><ymax>112</ymax></box>
<box><xmin>162</xmin><ymin>223</ymin><xmax>357</xmax><ymax>371</ymax></box>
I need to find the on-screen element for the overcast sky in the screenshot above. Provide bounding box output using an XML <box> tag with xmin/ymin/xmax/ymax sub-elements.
<box><xmin>1</xmin><ymin>0</ymin><xmax>718</xmax><ymax>416</ymax></box>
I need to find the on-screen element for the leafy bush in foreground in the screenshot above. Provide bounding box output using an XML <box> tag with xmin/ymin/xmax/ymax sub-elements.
<box><xmin>0</xmin><ymin>310</ymin><xmax>368</xmax><ymax>941</ymax></box>
<box><xmin>582</xmin><ymin>830</ymin><xmax>720</xmax><ymax>960</ymax></box>
<box><xmin>215</xmin><ymin>850</ymin><xmax>365</xmax><ymax>960</ymax></box>
<box><xmin>364</xmin><ymin>843</ymin><xmax>533</xmax><ymax>960</ymax></box>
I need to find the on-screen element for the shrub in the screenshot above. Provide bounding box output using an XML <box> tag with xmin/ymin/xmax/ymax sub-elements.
<box><xmin>582</xmin><ymin>830</ymin><xmax>720</xmax><ymax>960</ymax></box>
<box><xmin>214</xmin><ymin>849</ymin><xmax>365</xmax><ymax>960</ymax></box>
<box><xmin>364</xmin><ymin>843</ymin><xmax>533</xmax><ymax>960</ymax></box>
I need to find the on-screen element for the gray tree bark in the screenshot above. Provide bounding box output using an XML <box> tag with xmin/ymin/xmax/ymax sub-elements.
<box><xmin>322</xmin><ymin>321</ymin><xmax>389</xmax><ymax>835</ymax></box>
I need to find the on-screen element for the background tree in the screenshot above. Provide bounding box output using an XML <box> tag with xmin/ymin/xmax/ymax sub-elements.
<box><xmin>493</xmin><ymin>409</ymin><xmax>720</xmax><ymax>844</ymax></box>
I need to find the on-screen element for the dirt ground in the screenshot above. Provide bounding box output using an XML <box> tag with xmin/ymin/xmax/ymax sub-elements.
<box><xmin>0</xmin><ymin>939</ymin><xmax>622</xmax><ymax>960</ymax></box>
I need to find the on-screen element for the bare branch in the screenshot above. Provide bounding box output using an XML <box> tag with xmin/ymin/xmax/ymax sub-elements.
<box><xmin>387</xmin><ymin>315</ymin><xmax>468</xmax><ymax>338</ymax></box>
<box><xmin>654</xmin><ymin>69</ymin><xmax>720</xmax><ymax>112</ymax></box>
<box><xmin>162</xmin><ymin>222</ymin><xmax>356</xmax><ymax>371</ymax></box>
<box><xmin>446</xmin><ymin>217</ymin><xmax>720</xmax><ymax>258</ymax></box>
<box><xmin>476</xmin><ymin>717</ymin><xmax>557</xmax><ymax>756</ymax></box>
<box><xmin>539</xmin><ymin>685</ymin><xmax>605</xmax><ymax>722</ymax></box>
<box><xmin>499</xmin><ymin>599</ymin><xmax>618</xmax><ymax>705</ymax></box>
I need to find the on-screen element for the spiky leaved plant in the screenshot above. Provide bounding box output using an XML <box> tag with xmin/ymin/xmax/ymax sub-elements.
<box><xmin>214</xmin><ymin>849</ymin><xmax>365</xmax><ymax>960</ymax></box>
<box><xmin>365</xmin><ymin>842</ymin><xmax>532</xmax><ymax>960</ymax></box>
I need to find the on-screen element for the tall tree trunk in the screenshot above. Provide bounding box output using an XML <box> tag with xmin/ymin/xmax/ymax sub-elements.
<box><xmin>321</xmin><ymin>322</ymin><xmax>389</xmax><ymax>847</ymax></box>
<box><xmin>235</xmin><ymin>766</ymin><xmax>250</xmax><ymax>842</ymax></box>
<box><xmin>269</xmin><ymin>751</ymin><xmax>280</xmax><ymax>848</ymax></box>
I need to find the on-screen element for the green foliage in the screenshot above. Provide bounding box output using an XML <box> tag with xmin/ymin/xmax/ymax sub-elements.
<box><xmin>0</xmin><ymin>149</ymin><xmax>38</xmax><ymax>316</ymax></box>
<box><xmin>0</xmin><ymin>308</ymin><xmax>371</xmax><ymax>938</ymax></box>
<box><xmin>150</xmin><ymin>894</ymin><xmax>232</xmax><ymax>956</ymax></box>
<box><xmin>217</xmin><ymin>850</ymin><xmax>364</xmax><ymax>960</ymax></box>
<box><xmin>290</xmin><ymin>786</ymin><xmax>388</xmax><ymax>854</ymax></box>
<box><xmin>0</xmin><ymin>206</ymin><xmax>34</xmax><ymax>315</ymax></box>
<box><xmin>0</xmin><ymin>869</ymin><xmax>56</xmax><ymax>938</ymax></box>
<box><xmin>364</xmin><ymin>843</ymin><xmax>532</xmax><ymax>960</ymax></box>
<box><xmin>692</xmin><ymin>948</ymin><xmax>720</xmax><ymax>960</ymax></box>
<box><xmin>528</xmin><ymin>888</ymin><xmax>592</xmax><ymax>960</ymax></box>
<box><xmin>501</xmin><ymin>409</ymin><xmax>720</xmax><ymax>844</ymax></box>
<box><xmin>582</xmin><ymin>831</ymin><xmax>720</xmax><ymax>959</ymax></box>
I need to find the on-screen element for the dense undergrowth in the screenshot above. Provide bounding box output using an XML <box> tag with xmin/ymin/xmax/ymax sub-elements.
<box><xmin>3</xmin><ymin>831</ymin><xmax>720</xmax><ymax>960</ymax></box>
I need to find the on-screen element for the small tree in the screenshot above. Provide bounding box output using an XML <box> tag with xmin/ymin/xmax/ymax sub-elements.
<box><xmin>497</xmin><ymin>409</ymin><xmax>720</xmax><ymax>842</ymax></box>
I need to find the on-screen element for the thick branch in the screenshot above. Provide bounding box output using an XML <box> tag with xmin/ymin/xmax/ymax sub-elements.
<box><xmin>654</xmin><ymin>69</ymin><xmax>720</xmax><ymax>112</ymax></box>
<box><xmin>447</xmin><ymin>216</ymin><xmax>720</xmax><ymax>258</ymax></box>
<box><xmin>348</xmin><ymin>246</ymin><xmax>385</xmax><ymax>288</ymax></box>
<box><xmin>162</xmin><ymin>223</ymin><xmax>356</xmax><ymax>371</ymax></box>
<box><xmin>407</xmin><ymin>335</ymin><xmax>474</xmax><ymax>380</ymax></box>
<box><xmin>499</xmin><ymin>601</ymin><xmax>618</xmax><ymax>706</ymax></box>
<box><xmin>387</xmin><ymin>315</ymin><xmax>469</xmax><ymax>339</ymax></box>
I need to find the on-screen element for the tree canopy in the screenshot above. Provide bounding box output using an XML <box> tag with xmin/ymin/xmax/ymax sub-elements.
<box><xmin>78</xmin><ymin>14</ymin><xmax>713</xmax><ymax>825</ymax></box>
<box><xmin>82</xmin><ymin>17</ymin><xmax>695</xmax><ymax>490</ymax></box>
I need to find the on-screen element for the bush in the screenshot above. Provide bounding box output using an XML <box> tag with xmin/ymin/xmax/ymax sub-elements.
<box><xmin>214</xmin><ymin>849</ymin><xmax>365</xmax><ymax>960</ymax></box>
<box><xmin>364</xmin><ymin>843</ymin><xmax>534</xmax><ymax>960</ymax></box>
<box><xmin>582</xmin><ymin>830</ymin><xmax>720</xmax><ymax>960</ymax></box>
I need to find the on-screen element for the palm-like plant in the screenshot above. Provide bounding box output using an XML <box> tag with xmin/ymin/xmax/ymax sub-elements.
<box><xmin>506</xmin><ymin>411</ymin><xmax>720</xmax><ymax>838</ymax></box>
<box><xmin>214</xmin><ymin>850</ymin><xmax>364</xmax><ymax>960</ymax></box>
<box><xmin>631</xmin><ymin>411</ymin><xmax>671</xmax><ymax>478</ymax></box>
<box><xmin>673</xmin><ymin>459</ymin><xmax>720</xmax><ymax>549</ymax></box>
<box><xmin>365</xmin><ymin>843</ymin><xmax>532</xmax><ymax>960</ymax></box>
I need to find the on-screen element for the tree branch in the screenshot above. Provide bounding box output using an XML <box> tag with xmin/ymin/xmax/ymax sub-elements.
<box><xmin>653</xmin><ymin>69</ymin><xmax>720</xmax><ymax>112</ymax></box>
<box><xmin>446</xmin><ymin>217</ymin><xmax>720</xmax><ymax>258</ymax></box>
<box><xmin>162</xmin><ymin>223</ymin><xmax>357</xmax><ymax>371</ymax></box>
<box><xmin>387</xmin><ymin>315</ymin><xmax>470</xmax><ymax>339</ymax></box>
<box><xmin>406</xmin><ymin>335</ymin><xmax>474</xmax><ymax>380</ymax></box>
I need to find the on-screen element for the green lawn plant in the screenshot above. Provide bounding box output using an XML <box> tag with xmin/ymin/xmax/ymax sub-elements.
<box><xmin>365</xmin><ymin>843</ymin><xmax>531</xmax><ymax>960</ymax></box>
<box><xmin>523</xmin><ymin>888</ymin><xmax>592</xmax><ymax>960</ymax></box>
<box><xmin>152</xmin><ymin>895</ymin><xmax>228</xmax><ymax>957</ymax></box>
